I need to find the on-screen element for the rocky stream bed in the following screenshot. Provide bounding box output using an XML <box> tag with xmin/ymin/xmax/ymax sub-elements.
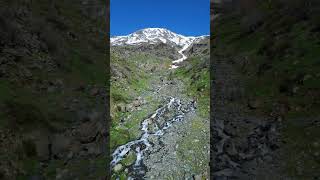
<box><xmin>110</xmin><ymin>45</ymin><xmax>210</xmax><ymax>179</ymax></box>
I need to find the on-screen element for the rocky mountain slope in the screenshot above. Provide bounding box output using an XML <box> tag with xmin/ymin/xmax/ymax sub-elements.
<box><xmin>110</xmin><ymin>29</ymin><xmax>210</xmax><ymax>179</ymax></box>
<box><xmin>111</xmin><ymin>28</ymin><xmax>208</xmax><ymax>47</ymax></box>
<box><xmin>211</xmin><ymin>0</ymin><xmax>320</xmax><ymax>179</ymax></box>
<box><xmin>0</xmin><ymin>0</ymin><xmax>108</xmax><ymax>179</ymax></box>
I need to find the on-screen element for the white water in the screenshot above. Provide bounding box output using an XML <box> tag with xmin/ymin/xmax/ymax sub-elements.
<box><xmin>111</xmin><ymin>97</ymin><xmax>175</xmax><ymax>166</ymax></box>
<box><xmin>110</xmin><ymin>97</ymin><xmax>196</xmax><ymax>178</ymax></box>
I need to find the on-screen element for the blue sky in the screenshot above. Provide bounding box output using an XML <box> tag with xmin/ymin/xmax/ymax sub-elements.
<box><xmin>110</xmin><ymin>0</ymin><xmax>210</xmax><ymax>36</ymax></box>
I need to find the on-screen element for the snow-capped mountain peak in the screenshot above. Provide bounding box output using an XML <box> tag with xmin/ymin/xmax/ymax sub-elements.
<box><xmin>111</xmin><ymin>28</ymin><xmax>208</xmax><ymax>47</ymax></box>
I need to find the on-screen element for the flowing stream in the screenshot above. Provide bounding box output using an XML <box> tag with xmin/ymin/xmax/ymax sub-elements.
<box><xmin>111</xmin><ymin>96</ymin><xmax>196</xmax><ymax>178</ymax></box>
<box><xmin>111</xmin><ymin>41</ymin><xmax>195</xmax><ymax>179</ymax></box>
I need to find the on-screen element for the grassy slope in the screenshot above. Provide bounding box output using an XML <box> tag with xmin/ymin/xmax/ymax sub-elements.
<box><xmin>213</xmin><ymin>1</ymin><xmax>320</xmax><ymax>177</ymax></box>
<box><xmin>173</xmin><ymin>56</ymin><xmax>210</xmax><ymax>117</ymax></box>
<box><xmin>0</xmin><ymin>0</ymin><xmax>107</xmax><ymax>179</ymax></box>
<box><xmin>173</xmin><ymin>55</ymin><xmax>210</xmax><ymax>176</ymax></box>
<box><xmin>0</xmin><ymin>0</ymin><xmax>107</xmax><ymax>129</ymax></box>
<box><xmin>110</xmin><ymin>51</ymin><xmax>171</xmax><ymax>151</ymax></box>
<box><xmin>110</xmin><ymin>51</ymin><xmax>174</xmax><ymax>179</ymax></box>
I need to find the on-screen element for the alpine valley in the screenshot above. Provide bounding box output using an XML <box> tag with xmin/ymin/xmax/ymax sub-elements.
<box><xmin>110</xmin><ymin>28</ymin><xmax>210</xmax><ymax>179</ymax></box>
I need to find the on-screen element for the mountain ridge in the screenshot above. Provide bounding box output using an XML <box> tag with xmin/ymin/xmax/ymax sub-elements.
<box><xmin>111</xmin><ymin>28</ymin><xmax>209</xmax><ymax>47</ymax></box>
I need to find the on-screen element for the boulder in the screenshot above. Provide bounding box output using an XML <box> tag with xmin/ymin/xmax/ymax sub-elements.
<box><xmin>126</xmin><ymin>104</ymin><xmax>133</xmax><ymax>112</ymax></box>
<box><xmin>132</xmin><ymin>100</ymin><xmax>141</xmax><ymax>107</ymax></box>
<box><xmin>76</xmin><ymin>121</ymin><xmax>102</xmax><ymax>143</ymax></box>
<box><xmin>113</xmin><ymin>164</ymin><xmax>123</xmax><ymax>172</ymax></box>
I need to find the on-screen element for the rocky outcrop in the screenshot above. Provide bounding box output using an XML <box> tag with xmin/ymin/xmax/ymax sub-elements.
<box><xmin>184</xmin><ymin>37</ymin><xmax>210</xmax><ymax>58</ymax></box>
<box><xmin>111</xmin><ymin>42</ymin><xmax>181</xmax><ymax>60</ymax></box>
<box><xmin>211</xmin><ymin>54</ymin><xmax>283</xmax><ymax>179</ymax></box>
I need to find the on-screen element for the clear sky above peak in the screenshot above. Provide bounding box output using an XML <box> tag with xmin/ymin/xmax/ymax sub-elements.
<box><xmin>110</xmin><ymin>0</ymin><xmax>210</xmax><ymax>37</ymax></box>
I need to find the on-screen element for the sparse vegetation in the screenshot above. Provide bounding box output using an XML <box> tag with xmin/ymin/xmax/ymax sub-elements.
<box><xmin>110</xmin><ymin>51</ymin><xmax>170</xmax><ymax>151</ymax></box>
<box><xmin>213</xmin><ymin>0</ymin><xmax>320</xmax><ymax>177</ymax></box>
<box><xmin>0</xmin><ymin>0</ymin><xmax>107</xmax><ymax>179</ymax></box>
<box><xmin>174</xmin><ymin>56</ymin><xmax>210</xmax><ymax>117</ymax></box>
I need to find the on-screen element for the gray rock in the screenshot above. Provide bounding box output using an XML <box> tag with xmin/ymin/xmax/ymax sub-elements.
<box><xmin>113</xmin><ymin>164</ymin><xmax>123</xmax><ymax>172</ymax></box>
<box><xmin>126</xmin><ymin>104</ymin><xmax>133</xmax><ymax>112</ymax></box>
<box><xmin>77</xmin><ymin>121</ymin><xmax>101</xmax><ymax>143</ymax></box>
<box><xmin>117</xmin><ymin>104</ymin><xmax>126</xmax><ymax>112</ymax></box>
<box><xmin>132</xmin><ymin>100</ymin><xmax>141</xmax><ymax>107</ymax></box>
<box><xmin>193</xmin><ymin>174</ymin><xmax>202</xmax><ymax>180</ymax></box>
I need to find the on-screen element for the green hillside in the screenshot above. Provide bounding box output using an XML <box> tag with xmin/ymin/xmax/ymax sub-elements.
<box><xmin>212</xmin><ymin>0</ymin><xmax>320</xmax><ymax>178</ymax></box>
<box><xmin>0</xmin><ymin>0</ymin><xmax>108</xmax><ymax>179</ymax></box>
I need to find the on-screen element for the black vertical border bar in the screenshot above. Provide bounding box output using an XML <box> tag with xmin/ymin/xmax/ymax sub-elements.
<box><xmin>106</xmin><ymin>0</ymin><xmax>111</xmax><ymax>179</ymax></box>
<box><xmin>210</xmin><ymin>0</ymin><xmax>214</xmax><ymax>178</ymax></box>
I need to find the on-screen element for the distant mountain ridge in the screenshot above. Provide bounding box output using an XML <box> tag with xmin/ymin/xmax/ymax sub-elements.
<box><xmin>111</xmin><ymin>28</ymin><xmax>208</xmax><ymax>47</ymax></box>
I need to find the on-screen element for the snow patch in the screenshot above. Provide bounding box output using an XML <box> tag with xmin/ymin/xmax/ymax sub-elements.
<box><xmin>111</xmin><ymin>28</ymin><xmax>208</xmax><ymax>48</ymax></box>
<box><xmin>111</xmin><ymin>28</ymin><xmax>209</xmax><ymax>70</ymax></box>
